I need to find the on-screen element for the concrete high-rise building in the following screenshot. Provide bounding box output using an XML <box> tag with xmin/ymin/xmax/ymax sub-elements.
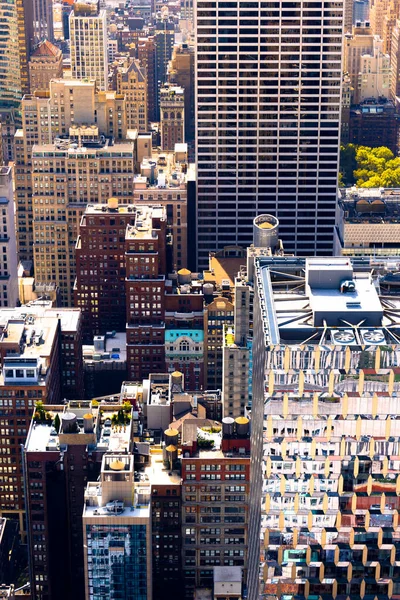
<box><xmin>0</xmin><ymin>167</ymin><xmax>19</xmax><ymax>308</ymax></box>
<box><xmin>160</xmin><ymin>85</ymin><xmax>185</xmax><ymax>151</ymax></box>
<box><xmin>116</xmin><ymin>58</ymin><xmax>148</xmax><ymax>131</ymax></box>
<box><xmin>195</xmin><ymin>0</ymin><xmax>343</xmax><ymax>268</ymax></box>
<box><xmin>370</xmin><ymin>0</ymin><xmax>389</xmax><ymax>35</ymax></box>
<box><xmin>82</xmin><ymin>454</ymin><xmax>152</xmax><ymax>600</ymax></box>
<box><xmin>70</xmin><ymin>0</ymin><xmax>108</xmax><ymax>91</ymax></box>
<box><xmin>28</xmin><ymin>40</ymin><xmax>63</xmax><ymax>93</ymax></box>
<box><xmin>247</xmin><ymin>255</ymin><xmax>400</xmax><ymax>600</ymax></box>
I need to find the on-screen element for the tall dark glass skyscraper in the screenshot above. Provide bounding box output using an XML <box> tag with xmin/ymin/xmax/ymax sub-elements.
<box><xmin>195</xmin><ymin>0</ymin><xmax>344</xmax><ymax>267</ymax></box>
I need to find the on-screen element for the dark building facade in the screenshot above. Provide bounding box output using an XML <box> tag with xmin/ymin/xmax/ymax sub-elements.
<box><xmin>125</xmin><ymin>205</ymin><xmax>167</xmax><ymax>380</ymax></box>
<box><xmin>74</xmin><ymin>201</ymin><xmax>137</xmax><ymax>341</ymax></box>
<box><xmin>138</xmin><ymin>37</ymin><xmax>157</xmax><ymax>123</ymax></box>
<box><xmin>349</xmin><ymin>99</ymin><xmax>399</xmax><ymax>152</ymax></box>
<box><xmin>24</xmin><ymin>400</ymin><xmax>134</xmax><ymax>600</ymax></box>
<box><xmin>151</xmin><ymin>479</ymin><xmax>183</xmax><ymax>600</ymax></box>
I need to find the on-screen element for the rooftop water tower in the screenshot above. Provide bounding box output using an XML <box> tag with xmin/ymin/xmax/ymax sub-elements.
<box><xmin>253</xmin><ymin>214</ymin><xmax>279</xmax><ymax>250</ymax></box>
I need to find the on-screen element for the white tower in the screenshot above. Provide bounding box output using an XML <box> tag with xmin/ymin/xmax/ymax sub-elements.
<box><xmin>70</xmin><ymin>0</ymin><xmax>107</xmax><ymax>91</ymax></box>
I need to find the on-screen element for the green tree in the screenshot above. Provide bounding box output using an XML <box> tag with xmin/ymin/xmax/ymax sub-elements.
<box><xmin>54</xmin><ymin>413</ymin><xmax>61</xmax><ymax>432</ymax></box>
<box><xmin>343</xmin><ymin>144</ymin><xmax>400</xmax><ymax>188</ymax></box>
<box><xmin>340</xmin><ymin>143</ymin><xmax>357</xmax><ymax>185</ymax></box>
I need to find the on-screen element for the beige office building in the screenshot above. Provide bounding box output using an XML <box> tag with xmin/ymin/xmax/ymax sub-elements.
<box><xmin>344</xmin><ymin>23</ymin><xmax>375</xmax><ymax>101</ymax></box>
<box><xmin>160</xmin><ymin>85</ymin><xmax>185</xmax><ymax>151</ymax></box>
<box><xmin>15</xmin><ymin>79</ymin><xmax>127</xmax><ymax>263</ymax></box>
<box><xmin>358</xmin><ymin>36</ymin><xmax>390</xmax><ymax>101</ymax></box>
<box><xmin>31</xmin><ymin>131</ymin><xmax>136</xmax><ymax>305</ymax></box>
<box><xmin>116</xmin><ymin>58</ymin><xmax>148</xmax><ymax>131</ymax></box>
<box><xmin>370</xmin><ymin>0</ymin><xmax>389</xmax><ymax>36</ymax></box>
<box><xmin>168</xmin><ymin>43</ymin><xmax>195</xmax><ymax>141</ymax></box>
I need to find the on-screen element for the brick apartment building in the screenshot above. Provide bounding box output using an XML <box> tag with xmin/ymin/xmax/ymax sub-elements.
<box><xmin>76</xmin><ymin>201</ymin><xmax>205</xmax><ymax>386</ymax></box>
<box><xmin>0</xmin><ymin>307</ymin><xmax>83</xmax><ymax>537</ymax></box>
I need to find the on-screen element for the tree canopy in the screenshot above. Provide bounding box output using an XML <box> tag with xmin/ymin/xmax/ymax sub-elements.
<box><xmin>340</xmin><ymin>144</ymin><xmax>400</xmax><ymax>188</ymax></box>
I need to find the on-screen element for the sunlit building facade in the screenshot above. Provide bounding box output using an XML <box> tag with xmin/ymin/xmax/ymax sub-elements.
<box><xmin>248</xmin><ymin>256</ymin><xmax>400</xmax><ymax>600</ymax></box>
<box><xmin>70</xmin><ymin>0</ymin><xmax>107</xmax><ymax>91</ymax></box>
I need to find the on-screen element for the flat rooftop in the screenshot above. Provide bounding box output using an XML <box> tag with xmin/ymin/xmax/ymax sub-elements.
<box><xmin>125</xmin><ymin>205</ymin><xmax>165</xmax><ymax>239</ymax></box>
<box><xmin>339</xmin><ymin>187</ymin><xmax>400</xmax><ymax>223</ymax></box>
<box><xmin>42</xmin><ymin>308</ymin><xmax>81</xmax><ymax>332</ymax></box>
<box><xmin>0</xmin><ymin>312</ymin><xmax>61</xmax><ymax>385</ymax></box>
<box><xmin>134</xmin><ymin>148</ymin><xmax>192</xmax><ymax>190</ymax></box>
<box><xmin>214</xmin><ymin>566</ymin><xmax>242</xmax><ymax>583</ymax></box>
<box><xmin>25</xmin><ymin>402</ymin><xmax>132</xmax><ymax>453</ymax></box>
<box><xmin>83</xmin><ymin>332</ymin><xmax>127</xmax><ymax>363</ymax></box>
<box><xmin>32</xmin><ymin>140</ymin><xmax>134</xmax><ymax>157</ymax></box>
<box><xmin>256</xmin><ymin>256</ymin><xmax>400</xmax><ymax>346</ymax></box>
<box><xmin>83</xmin><ymin>502</ymin><xmax>150</xmax><ymax>519</ymax></box>
<box><xmin>145</xmin><ymin>455</ymin><xmax>181</xmax><ymax>485</ymax></box>
<box><xmin>205</xmin><ymin>256</ymin><xmax>245</xmax><ymax>288</ymax></box>
<box><xmin>84</xmin><ymin>203</ymin><xmax>136</xmax><ymax>215</ymax></box>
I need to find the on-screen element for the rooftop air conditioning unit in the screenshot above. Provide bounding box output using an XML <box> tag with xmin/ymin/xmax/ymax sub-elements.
<box><xmin>361</xmin><ymin>329</ymin><xmax>386</xmax><ymax>345</ymax></box>
<box><xmin>331</xmin><ymin>329</ymin><xmax>356</xmax><ymax>345</ymax></box>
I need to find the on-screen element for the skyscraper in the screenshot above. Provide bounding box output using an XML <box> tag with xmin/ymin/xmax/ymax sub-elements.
<box><xmin>0</xmin><ymin>167</ymin><xmax>18</xmax><ymax>308</ymax></box>
<box><xmin>32</xmin><ymin>0</ymin><xmax>54</xmax><ymax>45</ymax></box>
<box><xmin>247</xmin><ymin>255</ymin><xmax>400</xmax><ymax>600</ymax></box>
<box><xmin>0</xmin><ymin>0</ymin><xmax>22</xmax><ymax>108</ymax></box>
<box><xmin>195</xmin><ymin>0</ymin><xmax>343</xmax><ymax>267</ymax></box>
<box><xmin>69</xmin><ymin>0</ymin><xmax>108</xmax><ymax>91</ymax></box>
<box><xmin>0</xmin><ymin>0</ymin><xmax>33</xmax><ymax>161</ymax></box>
